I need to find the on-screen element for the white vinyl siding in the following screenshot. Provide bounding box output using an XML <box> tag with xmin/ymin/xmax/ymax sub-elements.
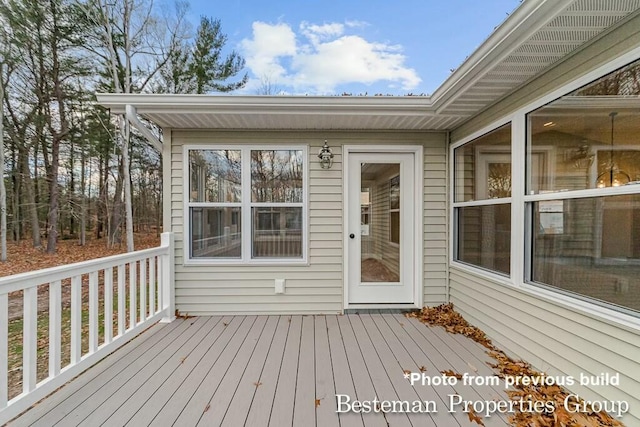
<box><xmin>449</xmin><ymin>14</ymin><xmax>640</xmax><ymax>425</ymax></box>
<box><xmin>170</xmin><ymin>130</ymin><xmax>448</xmax><ymax>315</ymax></box>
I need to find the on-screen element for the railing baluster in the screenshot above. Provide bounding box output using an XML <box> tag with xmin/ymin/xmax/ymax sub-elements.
<box><xmin>104</xmin><ymin>267</ymin><xmax>113</xmax><ymax>344</ymax></box>
<box><xmin>0</xmin><ymin>239</ymin><xmax>172</xmax><ymax>421</ymax></box>
<box><xmin>71</xmin><ymin>275</ymin><xmax>82</xmax><ymax>364</ymax></box>
<box><xmin>129</xmin><ymin>262</ymin><xmax>137</xmax><ymax>329</ymax></box>
<box><xmin>140</xmin><ymin>258</ymin><xmax>147</xmax><ymax>321</ymax></box>
<box><xmin>0</xmin><ymin>293</ymin><xmax>8</xmax><ymax>409</ymax></box>
<box><xmin>157</xmin><ymin>256</ymin><xmax>163</xmax><ymax>312</ymax></box>
<box><xmin>22</xmin><ymin>287</ymin><xmax>38</xmax><ymax>393</ymax></box>
<box><xmin>117</xmin><ymin>265</ymin><xmax>125</xmax><ymax>336</ymax></box>
<box><xmin>89</xmin><ymin>272</ymin><xmax>99</xmax><ymax>354</ymax></box>
<box><xmin>49</xmin><ymin>281</ymin><xmax>61</xmax><ymax>377</ymax></box>
<box><xmin>149</xmin><ymin>257</ymin><xmax>155</xmax><ymax>315</ymax></box>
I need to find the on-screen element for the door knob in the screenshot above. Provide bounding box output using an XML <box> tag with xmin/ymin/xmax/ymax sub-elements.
<box><xmin>349</xmin><ymin>233</ymin><xmax>355</xmax><ymax>239</ymax></box>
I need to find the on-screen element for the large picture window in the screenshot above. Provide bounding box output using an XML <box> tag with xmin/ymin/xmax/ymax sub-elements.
<box><xmin>525</xmin><ymin>58</ymin><xmax>640</xmax><ymax>314</ymax></box>
<box><xmin>187</xmin><ymin>146</ymin><xmax>307</xmax><ymax>262</ymax></box>
<box><xmin>453</xmin><ymin>124</ymin><xmax>512</xmax><ymax>275</ymax></box>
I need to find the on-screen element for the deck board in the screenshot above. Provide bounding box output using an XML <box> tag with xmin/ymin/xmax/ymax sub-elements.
<box><xmin>9</xmin><ymin>314</ymin><xmax>511</xmax><ymax>427</ymax></box>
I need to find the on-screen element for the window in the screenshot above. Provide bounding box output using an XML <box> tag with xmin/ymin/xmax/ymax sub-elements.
<box><xmin>389</xmin><ymin>175</ymin><xmax>400</xmax><ymax>244</ymax></box>
<box><xmin>525</xmin><ymin>57</ymin><xmax>640</xmax><ymax>314</ymax></box>
<box><xmin>187</xmin><ymin>146</ymin><xmax>307</xmax><ymax>262</ymax></box>
<box><xmin>453</xmin><ymin>124</ymin><xmax>512</xmax><ymax>275</ymax></box>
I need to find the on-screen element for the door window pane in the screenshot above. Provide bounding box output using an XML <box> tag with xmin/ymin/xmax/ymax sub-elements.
<box><xmin>361</xmin><ymin>163</ymin><xmax>400</xmax><ymax>282</ymax></box>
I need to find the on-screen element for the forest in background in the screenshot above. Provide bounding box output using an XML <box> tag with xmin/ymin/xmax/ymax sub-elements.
<box><xmin>0</xmin><ymin>0</ymin><xmax>247</xmax><ymax>261</ymax></box>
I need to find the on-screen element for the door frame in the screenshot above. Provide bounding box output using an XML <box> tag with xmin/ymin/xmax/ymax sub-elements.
<box><xmin>343</xmin><ymin>145</ymin><xmax>424</xmax><ymax>310</ymax></box>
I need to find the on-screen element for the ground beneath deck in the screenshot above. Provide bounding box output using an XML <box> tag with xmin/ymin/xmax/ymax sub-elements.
<box><xmin>9</xmin><ymin>314</ymin><xmax>510</xmax><ymax>427</ymax></box>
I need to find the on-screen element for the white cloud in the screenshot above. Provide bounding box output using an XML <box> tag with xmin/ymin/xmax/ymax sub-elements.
<box><xmin>239</xmin><ymin>22</ymin><xmax>297</xmax><ymax>82</ymax></box>
<box><xmin>239</xmin><ymin>20</ymin><xmax>421</xmax><ymax>94</ymax></box>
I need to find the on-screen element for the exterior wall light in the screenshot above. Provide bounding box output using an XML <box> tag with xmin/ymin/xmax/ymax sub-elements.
<box><xmin>318</xmin><ymin>140</ymin><xmax>334</xmax><ymax>169</ymax></box>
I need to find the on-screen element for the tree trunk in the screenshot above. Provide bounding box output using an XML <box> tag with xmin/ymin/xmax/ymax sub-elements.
<box><xmin>20</xmin><ymin>149</ymin><xmax>41</xmax><ymax>248</ymax></box>
<box><xmin>0</xmin><ymin>62</ymin><xmax>6</xmax><ymax>261</ymax></box>
<box><xmin>109</xmin><ymin>158</ymin><xmax>123</xmax><ymax>247</ymax></box>
<box><xmin>122</xmin><ymin>117</ymin><xmax>134</xmax><ymax>251</ymax></box>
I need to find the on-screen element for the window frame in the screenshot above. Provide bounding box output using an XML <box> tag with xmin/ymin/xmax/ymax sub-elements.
<box><xmin>184</xmin><ymin>144</ymin><xmax>309</xmax><ymax>265</ymax></box>
<box><xmin>449</xmin><ymin>46</ymin><xmax>640</xmax><ymax>326</ymax></box>
<box><xmin>451</xmin><ymin>121</ymin><xmax>514</xmax><ymax>277</ymax></box>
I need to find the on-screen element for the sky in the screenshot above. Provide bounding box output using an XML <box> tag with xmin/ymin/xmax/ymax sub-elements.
<box><xmin>185</xmin><ymin>0</ymin><xmax>523</xmax><ymax>96</ymax></box>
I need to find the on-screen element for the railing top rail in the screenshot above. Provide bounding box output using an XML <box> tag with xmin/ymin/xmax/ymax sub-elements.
<box><xmin>0</xmin><ymin>244</ymin><xmax>169</xmax><ymax>295</ymax></box>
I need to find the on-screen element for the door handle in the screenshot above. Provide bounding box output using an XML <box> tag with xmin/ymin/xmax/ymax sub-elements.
<box><xmin>349</xmin><ymin>233</ymin><xmax>355</xmax><ymax>239</ymax></box>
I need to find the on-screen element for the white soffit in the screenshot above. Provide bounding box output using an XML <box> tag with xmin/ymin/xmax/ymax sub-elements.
<box><xmin>96</xmin><ymin>0</ymin><xmax>640</xmax><ymax>132</ymax></box>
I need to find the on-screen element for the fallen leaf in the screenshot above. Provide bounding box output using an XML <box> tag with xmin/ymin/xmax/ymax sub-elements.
<box><xmin>403</xmin><ymin>369</ymin><xmax>411</xmax><ymax>376</ymax></box>
<box><xmin>315</xmin><ymin>399</ymin><xmax>321</xmax><ymax>408</ymax></box>
<box><xmin>467</xmin><ymin>407</ymin><xmax>485</xmax><ymax>426</ymax></box>
<box><xmin>441</xmin><ymin>370</ymin><xmax>463</xmax><ymax>380</ymax></box>
<box><xmin>204</xmin><ymin>404</ymin><xmax>210</xmax><ymax>413</ymax></box>
<box><xmin>180</xmin><ymin>357</ymin><xmax>186</xmax><ymax>364</ymax></box>
<box><xmin>419</xmin><ymin>366</ymin><xmax>427</xmax><ymax>372</ymax></box>
<box><xmin>254</xmin><ymin>382</ymin><xmax>262</xmax><ymax>387</ymax></box>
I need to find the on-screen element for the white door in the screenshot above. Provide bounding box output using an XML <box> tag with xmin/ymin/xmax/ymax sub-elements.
<box><xmin>347</xmin><ymin>152</ymin><xmax>415</xmax><ymax>304</ymax></box>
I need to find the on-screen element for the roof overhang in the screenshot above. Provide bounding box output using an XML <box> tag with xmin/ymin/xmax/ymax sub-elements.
<box><xmin>97</xmin><ymin>0</ymin><xmax>640</xmax><ymax>132</ymax></box>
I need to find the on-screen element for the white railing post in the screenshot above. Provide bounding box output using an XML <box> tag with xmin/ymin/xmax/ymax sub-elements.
<box><xmin>160</xmin><ymin>232</ymin><xmax>175</xmax><ymax>323</ymax></box>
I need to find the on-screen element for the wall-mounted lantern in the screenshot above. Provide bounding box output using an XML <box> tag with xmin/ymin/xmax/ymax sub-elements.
<box><xmin>317</xmin><ymin>140</ymin><xmax>334</xmax><ymax>169</ymax></box>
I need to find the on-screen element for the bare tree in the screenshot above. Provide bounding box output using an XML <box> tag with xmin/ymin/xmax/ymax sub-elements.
<box><xmin>0</xmin><ymin>61</ymin><xmax>6</xmax><ymax>261</ymax></box>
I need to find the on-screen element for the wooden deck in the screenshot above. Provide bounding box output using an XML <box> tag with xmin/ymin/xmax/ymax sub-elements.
<box><xmin>8</xmin><ymin>314</ymin><xmax>510</xmax><ymax>427</ymax></box>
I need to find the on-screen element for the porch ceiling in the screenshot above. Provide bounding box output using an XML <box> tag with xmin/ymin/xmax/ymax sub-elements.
<box><xmin>96</xmin><ymin>0</ymin><xmax>640</xmax><ymax>132</ymax></box>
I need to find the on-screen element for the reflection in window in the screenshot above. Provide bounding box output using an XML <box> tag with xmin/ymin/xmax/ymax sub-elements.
<box><xmin>188</xmin><ymin>146</ymin><xmax>306</xmax><ymax>261</ymax></box>
<box><xmin>389</xmin><ymin>176</ymin><xmax>400</xmax><ymax>244</ymax></box>
<box><xmin>190</xmin><ymin>207</ymin><xmax>241</xmax><ymax>258</ymax></box>
<box><xmin>531</xmin><ymin>195</ymin><xmax>640</xmax><ymax>313</ymax></box>
<box><xmin>457</xmin><ymin>204</ymin><xmax>511</xmax><ymax>275</ymax></box>
<box><xmin>251</xmin><ymin>150</ymin><xmax>303</xmax><ymax>203</ymax></box>
<box><xmin>189</xmin><ymin>150</ymin><xmax>241</xmax><ymax>202</ymax></box>
<box><xmin>454</xmin><ymin>124</ymin><xmax>512</xmax><ymax>202</ymax></box>
<box><xmin>527</xmin><ymin>58</ymin><xmax>640</xmax><ymax>194</ymax></box>
<box><xmin>252</xmin><ymin>207</ymin><xmax>302</xmax><ymax>258</ymax></box>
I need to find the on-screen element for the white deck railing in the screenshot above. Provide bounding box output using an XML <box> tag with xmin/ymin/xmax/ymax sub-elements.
<box><xmin>0</xmin><ymin>232</ymin><xmax>175</xmax><ymax>424</ymax></box>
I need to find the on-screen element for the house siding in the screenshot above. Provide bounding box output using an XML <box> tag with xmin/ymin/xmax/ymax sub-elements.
<box><xmin>170</xmin><ymin>130</ymin><xmax>447</xmax><ymax>315</ymax></box>
<box><xmin>449</xmin><ymin>14</ymin><xmax>640</xmax><ymax>425</ymax></box>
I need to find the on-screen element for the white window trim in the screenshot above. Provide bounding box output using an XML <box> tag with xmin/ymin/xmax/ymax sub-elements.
<box><xmin>449</xmin><ymin>46</ymin><xmax>640</xmax><ymax>328</ymax></box>
<box><xmin>183</xmin><ymin>144</ymin><xmax>309</xmax><ymax>266</ymax></box>
<box><xmin>451</xmin><ymin>122</ymin><xmax>513</xmax><ymax>278</ymax></box>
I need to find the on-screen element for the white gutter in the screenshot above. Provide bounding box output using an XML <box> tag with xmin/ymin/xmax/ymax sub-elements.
<box><xmin>431</xmin><ymin>0</ymin><xmax>575</xmax><ymax>114</ymax></box>
<box><xmin>125</xmin><ymin>104</ymin><xmax>162</xmax><ymax>151</ymax></box>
